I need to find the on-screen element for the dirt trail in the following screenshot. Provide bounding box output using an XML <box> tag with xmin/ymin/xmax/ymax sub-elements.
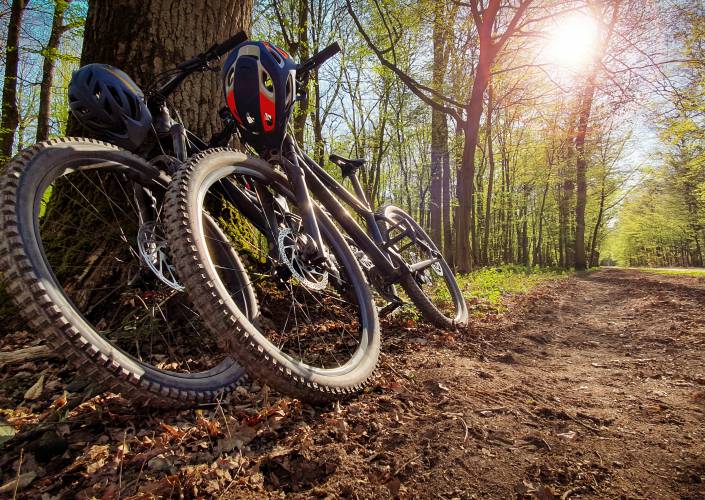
<box><xmin>1</xmin><ymin>268</ymin><xmax>705</xmax><ymax>498</ymax></box>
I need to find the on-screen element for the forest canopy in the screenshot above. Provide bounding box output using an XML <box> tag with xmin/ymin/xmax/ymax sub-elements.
<box><xmin>1</xmin><ymin>0</ymin><xmax>703</xmax><ymax>270</ymax></box>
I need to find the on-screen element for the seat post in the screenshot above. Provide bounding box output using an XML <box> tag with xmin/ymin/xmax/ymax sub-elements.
<box><xmin>349</xmin><ymin>172</ymin><xmax>370</xmax><ymax>208</ymax></box>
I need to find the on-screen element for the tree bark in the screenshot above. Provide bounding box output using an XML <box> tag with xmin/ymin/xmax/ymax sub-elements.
<box><xmin>573</xmin><ymin>75</ymin><xmax>597</xmax><ymax>271</ymax></box>
<box><xmin>292</xmin><ymin>0</ymin><xmax>310</xmax><ymax>144</ymax></box>
<box><xmin>429</xmin><ymin>0</ymin><xmax>450</xmax><ymax>249</ymax></box>
<box><xmin>573</xmin><ymin>1</ymin><xmax>620</xmax><ymax>270</ymax></box>
<box><xmin>588</xmin><ymin>180</ymin><xmax>606</xmax><ymax>267</ymax></box>
<box><xmin>482</xmin><ymin>84</ymin><xmax>495</xmax><ymax>264</ymax></box>
<box><xmin>36</xmin><ymin>0</ymin><xmax>70</xmax><ymax>142</ymax></box>
<box><xmin>454</xmin><ymin>54</ymin><xmax>490</xmax><ymax>273</ymax></box>
<box><xmin>442</xmin><ymin>141</ymin><xmax>452</xmax><ymax>263</ymax></box>
<box><xmin>71</xmin><ymin>0</ymin><xmax>253</xmax><ymax>140</ymax></box>
<box><xmin>0</xmin><ymin>0</ymin><xmax>28</xmax><ymax>160</ymax></box>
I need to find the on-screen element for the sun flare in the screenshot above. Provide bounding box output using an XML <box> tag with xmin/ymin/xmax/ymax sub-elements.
<box><xmin>545</xmin><ymin>13</ymin><xmax>600</xmax><ymax>71</ymax></box>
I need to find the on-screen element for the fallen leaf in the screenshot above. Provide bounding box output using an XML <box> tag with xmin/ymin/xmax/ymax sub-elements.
<box><xmin>557</xmin><ymin>430</ymin><xmax>576</xmax><ymax>440</ymax></box>
<box><xmin>24</xmin><ymin>374</ymin><xmax>45</xmax><ymax>400</ymax></box>
<box><xmin>0</xmin><ymin>419</ymin><xmax>15</xmax><ymax>447</ymax></box>
<box><xmin>0</xmin><ymin>472</ymin><xmax>37</xmax><ymax>494</ymax></box>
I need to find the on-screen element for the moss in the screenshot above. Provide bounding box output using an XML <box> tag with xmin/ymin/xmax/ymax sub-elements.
<box><xmin>0</xmin><ymin>280</ymin><xmax>22</xmax><ymax>335</ymax></box>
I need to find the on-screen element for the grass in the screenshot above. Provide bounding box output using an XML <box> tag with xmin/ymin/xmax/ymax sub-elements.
<box><xmin>454</xmin><ymin>265</ymin><xmax>570</xmax><ymax>313</ymax></box>
<box><xmin>632</xmin><ymin>267</ymin><xmax>705</xmax><ymax>277</ymax></box>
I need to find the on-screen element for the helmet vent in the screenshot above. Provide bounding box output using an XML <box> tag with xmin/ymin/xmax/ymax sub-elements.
<box><xmin>93</xmin><ymin>83</ymin><xmax>102</xmax><ymax>100</ymax></box>
<box><xmin>127</xmin><ymin>95</ymin><xmax>138</xmax><ymax>119</ymax></box>
<box><xmin>261</xmin><ymin>70</ymin><xmax>274</xmax><ymax>92</ymax></box>
<box><xmin>269</xmin><ymin>48</ymin><xmax>282</xmax><ymax>65</ymax></box>
<box><xmin>86</xmin><ymin>70</ymin><xmax>94</xmax><ymax>86</ymax></box>
<box><xmin>286</xmin><ymin>76</ymin><xmax>293</xmax><ymax>104</ymax></box>
<box><xmin>108</xmin><ymin>86</ymin><xmax>123</xmax><ymax>107</ymax></box>
<box><xmin>103</xmin><ymin>99</ymin><xmax>112</xmax><ymax>114</ymax></box>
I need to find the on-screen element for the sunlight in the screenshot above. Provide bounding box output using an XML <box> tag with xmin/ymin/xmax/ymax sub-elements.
<box><xmin>545</xmin><ymin>12</ymin><xmax>600</xmax><ymax>72</ymax></box>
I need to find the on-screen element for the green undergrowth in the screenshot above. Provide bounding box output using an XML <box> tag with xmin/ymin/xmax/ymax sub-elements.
<box><xmin>454</xmin><ymin>265</ymin><xmax>570</xmax><ymax>314</ymax></box>
<box><xmin>633</xmin><ymin>267</ymin><xmax>705</xmax><ymax>277</ymax></box>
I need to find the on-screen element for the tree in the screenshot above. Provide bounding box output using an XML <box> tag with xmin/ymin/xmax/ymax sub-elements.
<box><xmin>36</xmin><ymin>0</ymin><xmax>73</xmax><ymax>142</ymax></box>
<box><xmin>348</xmin><ymin>0</ymin><xmax>534</xmax><ymax>272</ymax></box>
<box><xmin>0</xmin><ymin>0</ymin><xmax>29</xmax><ymax>161</ymax></box>
<box><xmin>429</xmin><ymin>0</ymin><xmax>455</xmax><ymax>251</ymax></box>
<box><xmin>573</xmin><ymin>0</ymin><xmax>620</xmax><ymax>270</ymax></box>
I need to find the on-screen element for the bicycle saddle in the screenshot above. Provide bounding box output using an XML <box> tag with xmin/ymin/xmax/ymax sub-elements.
<box><xmin>330</xmin><ymin>153</ymin><xmax>366</xmax><ymax>177</ymax></box>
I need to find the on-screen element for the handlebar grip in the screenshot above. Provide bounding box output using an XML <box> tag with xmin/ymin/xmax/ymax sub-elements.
<box><xmin>298</xmin><ymin>41</ymin><xmax>341</xmax><ymax>73</ymax></box>
<box><xmin>314</xmin><ymin>42</ymin><xmax>341</xmax><ymax>65</ymax></box>
<box><xmin>213</xmin><ymin>31</ymin><xmax>248</xmax><ymax>58</ymax></box>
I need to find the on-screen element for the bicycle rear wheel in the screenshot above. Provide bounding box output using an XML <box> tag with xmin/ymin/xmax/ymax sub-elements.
<box><xmin>0</xmin><ymin>138</ymin><xmax>255</xmax><ymax>406</ymax></box>
<box><xmin>379</xmin><ymin>205</ymin><xmax>468</xmax><ymax>328</ymax></box>
<box><xmin>164</xmin><ymin>148</ymin><xmax>380</xmax><ymax>404</ymax></box>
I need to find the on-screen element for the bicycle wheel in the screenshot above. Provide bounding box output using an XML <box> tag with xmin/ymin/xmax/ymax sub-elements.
<box><xmin>164</xmin><ymin>148</ymin><xmax>380</xmax><ymax>404</ymax></box>
<box><xmin>379</xmin><ymin>205</ymin><xmax>468</xmax><ymax>328</ymax></box>
<box><xmin>0</xmin><ymin>138</ymin><xmax>257</xmax><ymax>406</ymax></box>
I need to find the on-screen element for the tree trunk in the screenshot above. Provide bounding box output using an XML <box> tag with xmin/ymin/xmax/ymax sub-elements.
<box><xmin>71</xmin><ymin>0</ymin><xmax>253</xmax><ymax>140</ymax></box>
<box><xmin>442</xmin><ymin>143</ymin><xmax>452</xmax><ymax>264</ymax></box>
<box><xmin>534</xmin><ymin>179</ymin><xmax>550</xmax><ymax>266</ymax></box>
<box><xmin>573</xmin><ymin>75</ymin><xmax>597</xmax><ymax>271</ymax></box>
<box><xmin>430</xmin><ymin>110</ymin><xmax>445</xmax><ymax>248</ymax></box>
<box><xmin>312</xmin><ymin>67</ymin><xmax>325</xmax><ymax>166</ymax></box>
<box><xmin>588</xmin><ymin>180</ymin><xmax>606</xmax><ymax>267</ymax></box>
<box><xmin>482</xmin><ymin>84</ymin><xmax>495</xmax><ymax>264</ymax></box>
<box><xmin>429</xmin><ymin>0</ymin><xmax>451</xmax><ymax>250</ymax></box>
<box><xmin>36</xmin><ymin>0</ymin><xmax>70</xmax><ymax>142</ymax></box>
<box><xmin>455</xmin><ymin>66</ymin><xmax>488</xmax><ymax>272</ymax></box>
<box><xmin>292</xmin><ymin>0</ymin><xmax>309</xmax><ymax>144</ymax></box>
<box><xmin>574</xmin><ymin>1</ymin><xmax>620</xmax><ymax>271</ymax></box>
<box><xmin>0</xmin><ymin>0</ymin><xmax>29</xmax><ymax>161</ymax></box>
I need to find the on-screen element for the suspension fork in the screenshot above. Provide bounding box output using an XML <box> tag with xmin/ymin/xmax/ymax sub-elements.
<box><xmin>280</xmin><ymin>136</ymin><xmax>326</xmax><ymax>262</ymax></box>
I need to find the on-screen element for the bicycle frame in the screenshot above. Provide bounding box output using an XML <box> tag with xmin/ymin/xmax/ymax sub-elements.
<box><xmin>274</xmin><ymin>135</ymin><xmax>405</xmax><ymax>282</ymax></box>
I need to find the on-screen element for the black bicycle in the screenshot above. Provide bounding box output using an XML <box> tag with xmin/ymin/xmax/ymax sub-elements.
<box><xmin>0</xmin><ymin>32</ymin><xmax>260</xmax><ymax>406</ymax></box>
<box><xmin>163</xmin><ymin>41</ymin><xmax>467</xmax><ymax>403</ymax></box>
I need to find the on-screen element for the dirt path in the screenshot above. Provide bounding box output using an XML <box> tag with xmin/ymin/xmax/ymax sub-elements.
<box><xmin>1</xmin><ymin>268</ymin><xmax>704</xmax><ymax>498</ymax></box>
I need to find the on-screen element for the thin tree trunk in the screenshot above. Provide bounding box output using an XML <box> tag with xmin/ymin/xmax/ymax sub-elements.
<box><xmin>36</xmin><ymin>0</ymin><xmax>70</xmax><ymax>142</ymax></box>
<box><xmin>0</xmin><ymin>0</ymin><xmax>29</xmax><ymax>160</ymax></box>
<box><xmin>455</xmin><ymin>64</ymin><xmax>488</xmax><ymax>272</ymax></box>
<box><xmin>482</xmin><ymin>84</ymin><xmax>495</xmax><ymax>264</ymax></box>
<box><xmin>442</xmin><ymin>147</ymin><xmax>452</xmax><ymax>263</ymax></box>
<box><xmin>574</xmin><ymin>1</ymin><xmax>620</xmax><ymax>270</ymax></box>
<box><xmin>574</xmin><ymin>75</ymin><xmax>597</xmax><ymax>271</ymax></box>
<box><xmin>534</xmin><ymin>179</ymin><xmax>550</xmax><ymax>266</ymax></box>
<box><xmin>430</xmin><ymin>111</ymin><xmax>444</xmax><ymax>247</ymax></box>
<box><xmin>292</xmin><ymin>0</ymin><xmax>309</xmax><ymax>144</ymax></box>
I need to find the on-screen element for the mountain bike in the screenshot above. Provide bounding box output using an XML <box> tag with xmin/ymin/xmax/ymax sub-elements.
<box><xmin>0</xmin><ymin>32</ymin><xmax>258</xmax><ymax>406</ymax></box>
<box><xmin>163</xmin><ymin>42</ymin><xmax>467</xmax><ymax>403</ymax></box>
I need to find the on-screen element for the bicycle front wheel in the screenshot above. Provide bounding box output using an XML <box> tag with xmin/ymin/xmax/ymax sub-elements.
<box><xmin>164</xmin><ymin>148</ymin><xmax>380</xmax><ymax>404</ymax></box>
<box><xmin>0</xmin><ymin>138</ymin><xmax>256</xmax><ymax>406</ymax></box>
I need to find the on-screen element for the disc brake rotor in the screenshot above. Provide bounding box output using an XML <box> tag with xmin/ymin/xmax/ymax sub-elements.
<box><xmin>137</xmin><ymin>221</ymin><xmax>184</xmax><ymax>291</ymax></box>
<box><xmin>277</xmin><ymin>227</ymin><xmax>329</xmax><ymax>290</ymax></box>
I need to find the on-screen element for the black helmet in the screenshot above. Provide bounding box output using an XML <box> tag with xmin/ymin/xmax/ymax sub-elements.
<box><xmin>68</xmin><ymin>64</ymin><xmax>152</xmax><ymax>151</ymax></box>
<box><xmin>222</xmin><ymin>41</ymin><xmax>297</xmax><ymax>151</ymax></box>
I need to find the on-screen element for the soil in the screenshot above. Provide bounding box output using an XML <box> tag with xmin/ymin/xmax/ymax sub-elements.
<box><xmin>1</xmin><ymin>268</ymin><xmax>704</xmax><ymax>499</ymax></box>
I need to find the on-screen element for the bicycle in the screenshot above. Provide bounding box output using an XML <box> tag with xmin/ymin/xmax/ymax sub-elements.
<box><xmin>0</xmin><ymin>32</ymin><xmax>260</xmax><ymax>406</ymax></box>
<box><xmin>163</xmin><ymin>41</ymin><xmax>468</xmax><ymax>403</ymax></box>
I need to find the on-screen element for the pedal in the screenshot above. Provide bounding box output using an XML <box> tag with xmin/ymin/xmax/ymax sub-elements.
<box><xmin>379</xmin><ymin>300</ymin><xmax>404</xmax><ymax>318</ymax></box>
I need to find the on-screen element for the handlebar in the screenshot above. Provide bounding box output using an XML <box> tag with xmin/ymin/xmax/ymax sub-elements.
<box><xmin>151</xmin><ymin>31</ymin><xmax>248</xmax><ymax>105</ymax></box>
<box><xmin>177</xmin><ymin>31</ymin><xmax>248</xmax><ymax>71</ymax></box>
<box><xmin>297</xmin><ymin>41</ymin><xmax>341</xmax><ymax>76</ymax></box>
